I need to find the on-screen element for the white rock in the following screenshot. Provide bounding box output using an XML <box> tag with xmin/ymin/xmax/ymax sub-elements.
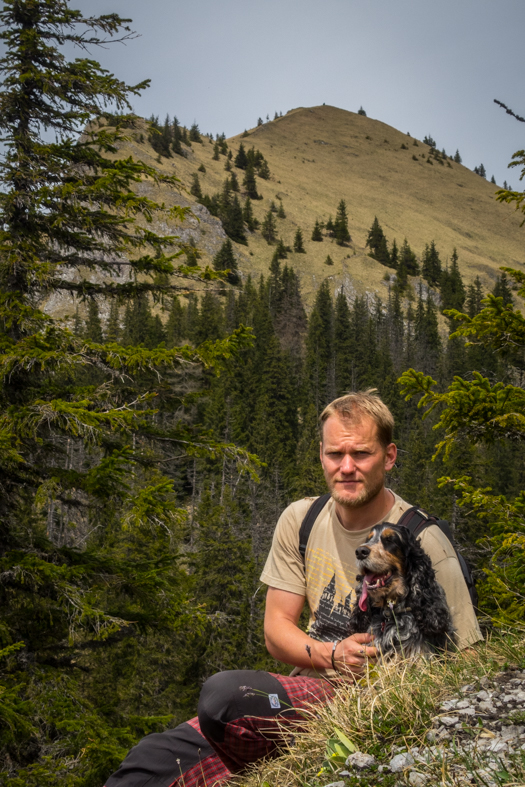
<box><xmin>500</xmin><ymin>725</ymin><xmax>524</xmax><ymax>740</ymax></box>
<box><xmin>322</xmin><ymin>782</ymin><xmax>345</xmax><ymax>787</ymax></box>
<box><xmin>346</xmin><ymin>752</ymin><xmax>376</xmax><ymax>770</ymax></box>
<box><xmin>477</xmin><ymin>690</ymin><xmax>491</xmax><ymax>701</ymax></box>
<box><xmin>441</xmin><ymin>715</ymin><xmax>460</xmax><ymax>726</ymax></box>
<box><xmin>455</xmin><ymin>699</ymin><xmax>471</xmax><ymax>709</ymax></box>
<box><xmin>478</xmin><ymin>701</ymin><xmax>496</xmax><ymax>712</ymax></box>
<box><xmin>440</xmin><ymin>698</ymin><xmax>459</xmax><ymax>710</ymax></box>
<box><xmin>408</xmin><ymin>771</ymin><xmax>428</xmax><ymax>787</ymax></box>
<box><xmin>458</xmin><ymin>707</ymin><xmax>476</xmax><ymax>716</ymax></box>
<box><xmin>488</xmin><ymin>739</ymin><xmax>508</xmax><ymax>753</ymax></box>
<box><xmin>389</xmin><ymin>752</ymin><xmax>415</xmax><ymax>772</ymax></box>
<box><xmin>338</xmin><ymin>771</ymin><xmax>351</xmax><ymax>777</ymax></box>
<box><xmin>461</xmin><ymin>683</ymin><xmax>475</xmax><ymax>693</ymax></box>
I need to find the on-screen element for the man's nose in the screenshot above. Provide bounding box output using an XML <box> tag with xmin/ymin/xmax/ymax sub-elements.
<box><xmin>340</xmin><ymin>453</ymin><xmax>356</xmax><ymax>473</ymax></box>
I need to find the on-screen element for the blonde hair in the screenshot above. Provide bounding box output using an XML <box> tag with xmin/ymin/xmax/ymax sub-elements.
<box><xmin>319</xmin><ymin>389</ymin><xmax>394</xmax><ymax>448</ymax></box>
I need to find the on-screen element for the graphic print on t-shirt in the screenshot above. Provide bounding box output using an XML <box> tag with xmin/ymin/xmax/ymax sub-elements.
<box><xmin>309</xmin><ymin>574</ymin><xmax>354</xmax><ymax>641</ymax></box>
<box><xmin>305</xmin><ymin>545</ymin><xmax>357</xmax><ymax>642</ymax></box>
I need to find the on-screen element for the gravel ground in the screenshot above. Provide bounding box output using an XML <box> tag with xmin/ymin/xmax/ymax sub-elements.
<box><xmin>330</xmin><ymin>668</ymin><xmax>525</xmax><ymax>786</ymax></box>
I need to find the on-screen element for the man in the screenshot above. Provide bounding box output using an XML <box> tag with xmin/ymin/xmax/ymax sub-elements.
<box><xmin>105</xmin><ymin>391</ymin><xmax>481</xmax><ymax>787</ymax></box>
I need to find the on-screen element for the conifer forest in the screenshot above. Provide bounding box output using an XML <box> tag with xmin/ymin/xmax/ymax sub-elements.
<box><xmin>1</xmin><ymin>2</ymin><xmax>525</xmax><ymax>785</ymax></box>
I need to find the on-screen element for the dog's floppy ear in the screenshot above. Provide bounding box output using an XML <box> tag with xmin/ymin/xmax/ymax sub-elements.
<box><xmin>402</xmin><ymin>529</ymin><xmax>454</xmax><ymax>638</ymax></box>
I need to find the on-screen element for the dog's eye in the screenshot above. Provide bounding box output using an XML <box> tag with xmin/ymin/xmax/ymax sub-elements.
<box><xmin>381</xmin><ymin>534</ymin><xmax>397</xmax><ymax>545</ymax></box>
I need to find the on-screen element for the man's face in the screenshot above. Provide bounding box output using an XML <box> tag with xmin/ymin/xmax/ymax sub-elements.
<box><xmin>319</xmin><ymin>414</ymin><xmax>396</xmax><ymax>509</ymax></box>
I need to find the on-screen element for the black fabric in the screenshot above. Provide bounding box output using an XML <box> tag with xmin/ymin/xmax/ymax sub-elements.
<box><xmin>198</xmin><ymin>670</ymin><xmax>294</xmax><ymax>744</ymax></box>
<box><xmin>105</xmin><ymin>721</ymin><xmax>214</xmax><ymax>787</ymax></box>
<box><xmin>298</xmin><ymin>493</ymin><xmax>331</xmax><ymax>560</ymax></box>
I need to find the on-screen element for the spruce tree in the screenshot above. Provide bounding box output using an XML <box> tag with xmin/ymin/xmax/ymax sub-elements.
<box><xmin>334</xmin><ymin>290</ymin><xmax>353</xmax><ymax>395</ymax></box>
<box><xmin>390</xmin><ymin>238</ymin><xmax>399</xmax><ymax>269</ymax></box>
<box><xmin>277</xmin><ymin>200</ymin><xmax>286</xmax><ymax>218</ymax></box>
<box><xmin>165</xmin><ymin>296</ymin><xmax>185</xmax><ymax>346</ymax></box>
<box><xmin>84</xmin><ymin>297</ymin><xmax>104</xmax><ymax>342</ymax></box>
<box><xmin>213</xmin><ymin>239</ymin><xmax>239</xmax><ymax>284</ymax></box>
<box><xmin>275</xmin><ymin>238</ymin><xmax>288</xmax><ymax>259</ymax></box>
<box><xmin>492</xmin><ymin>272</ymin><xmax>513</xmax><ymax>306</ymax></box>
<box><xmin>293</xmin><ymin>227</ymin><xmax>306</xmax><ymax>253</ymax></box>
<box><xmin>229</xmin><ymin>171</ymin><xmax>240</xmax><ymax>192</ymax></box>
<box><xmin>190</xmin><ymin>172</ymin><xmax>203</xmax><ymax>199</ymax></box>
<box><xmin>440</xmin><ymin>248</ymin><xmax>466</xmax><ymax>311</ymax></box>
<box><xmin>311</xmin><ymin>219</ymin><xmax>323</xmax><ymax>241</ymax></box>
<box><xmin>258</xmin><ymin>158</ymin><xmax>270</xmax><ymax>179</ymax></box>
<box><xmin>189</xmin><ymin>121</ymin><xmax>201</xmax><ymax>142</ymax></box>
<box><xmin>172</xmin><ymin>115</ymin><xmax>183</xmax><ymax>155</ymax></box>
<box><xmin>421</xmin><ymin>240</ymin><xmax>442</xmax><ymax>287</ymax></box>
<box><xmin>234</xmin><ymin>142</ymin><xmax>248</xmax><ymax>169</ymax></box>
<box><xmin>334</xmin><ymin>199</ymin><xmax>351</xmax><ymax>245</ymax></box>
<box><xmin>304</xmin><ymin>280</ymin><xmax>335</xmax><ymax>412</ymax></box>
<box><xmin>261</xmin><ymin>210</ymin><xmax>277</xmax><ymax>243</ymax></box>
<box><xmin>399</xmin><ymin>238</ymin><xmax>420</xmax><ymax>276</ymax></box>
<box><xmin>366</xmin><ymin>217</ymin><xmax>390</xmax><ymax>266</ymax></box>
<box><xmin>243</xmin><ymin>162</ymin><xmax>258</xmax><ymax>199</ymax></box>
<box><xmin>466</xmin><ymin>276</ymin><xmax>484</xmax><ymax>317</ymax></box>
<box><xmin>0</xmin><ymin>4</ymin><xmax>253</xmax><ymax>780</ymax></box>
<box><xmin>242</xmin><ymin>197</ymin><xmax>258</xmax><ymax>231</ymax></box>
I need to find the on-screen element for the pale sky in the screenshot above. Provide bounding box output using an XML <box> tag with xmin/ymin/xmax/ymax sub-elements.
<box><xmin>40</xmin><ymin>1</ymin><xmax>525</xmax><ymax>187</ymax></box>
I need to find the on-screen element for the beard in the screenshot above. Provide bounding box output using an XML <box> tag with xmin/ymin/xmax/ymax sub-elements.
<box><xmin>329</xmin><ymin>473</ymin><xmax>385</xmax><ymax>509</ymax></box>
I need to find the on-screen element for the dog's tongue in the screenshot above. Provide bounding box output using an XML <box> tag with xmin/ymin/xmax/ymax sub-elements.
<box><xmin>358</xmin><ymin>573</ymin><xmax>378</xmax><ymax>611</ymax></box>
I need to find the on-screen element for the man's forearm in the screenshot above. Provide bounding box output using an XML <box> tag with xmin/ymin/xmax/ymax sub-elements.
<box><xmin>265</xmin><ymin>617</ymin><xmax>333</xmax><ymax>670</ymax></box>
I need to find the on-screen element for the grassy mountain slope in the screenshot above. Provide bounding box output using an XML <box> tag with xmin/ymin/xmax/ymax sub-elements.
<box><xmin>60</xmin><ymin>105</ymin><xmax>524</xmax><ymax>316</ymax></box>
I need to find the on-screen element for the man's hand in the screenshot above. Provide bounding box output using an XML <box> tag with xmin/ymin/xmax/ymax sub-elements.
<box><xmin>332</xmin><ymin>633</ymin><xmax>377</xmax><ymax>676</ymax></box>
<box><xmin>264</xmin><ymin>587</ymin><xmax>377</xmax><ymax>677</ymax></box>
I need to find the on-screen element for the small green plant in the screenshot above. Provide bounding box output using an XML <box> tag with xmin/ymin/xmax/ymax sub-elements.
<box><xmin>413</xmin><ymin>139</ymin><xmax>419</xmax><ymax>146</ymax></box>
<box><xmin>324</xmin><ymin>254</ymin><xmax>334</xmax><ymax>266</ymax></box>
<box><xmin>320</xmin><ymin>727</ymin><xmax>356</xmax><ymax>774</ymax></box>
<box><xmin>401</xmin><ymin>143</ymin><xmax>408</xmax><ymax>150</ymax></box>
<box><xmin>198</xmin><ymin>163</ymin><xmax>206</xmax><ymax>173</ymax></box>
<box><xmin>412</xmin><ymin>154</ymin><xmax>418</xmax><ymax>161</ymax></box>
<box><xmin>366</xmin><ymin>135</ymin><xmax>372</xmax><ymax>140</ymax></box>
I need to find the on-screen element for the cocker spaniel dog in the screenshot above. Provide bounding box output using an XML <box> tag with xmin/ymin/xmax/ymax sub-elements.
<box><xmin>347</xmin><ymin>523</ymin><xmax>455</xmax><ymax>658</ymax></box>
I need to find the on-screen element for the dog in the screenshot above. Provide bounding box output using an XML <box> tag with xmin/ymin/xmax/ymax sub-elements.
<box><xmin>347</xmin><ymin>523</ymin><xmax>455</xmax><ymax>658</ymax></box>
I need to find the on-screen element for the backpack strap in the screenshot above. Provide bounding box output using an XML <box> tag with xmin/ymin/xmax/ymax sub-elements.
<box><xmin>298</xmin><ymin>493</ymin><xmax>331</xmax><ymax>561</ymax></box>
<box><xmin>397</xmin><ymin>505</ymin><xmax>455</xmax><ymax>543</ymax></box>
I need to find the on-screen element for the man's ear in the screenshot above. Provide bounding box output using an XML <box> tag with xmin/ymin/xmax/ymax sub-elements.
<box><xmin>384</xmin><ymin>442</ymin><xmax>397</xmax><ymax>471</ymax></box>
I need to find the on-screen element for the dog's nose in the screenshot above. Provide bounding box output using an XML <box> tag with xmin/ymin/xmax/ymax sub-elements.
<box><xmin>355</xmin><ymin>545</ymin><xmax>371</xmax><ymax>561</ymax></box>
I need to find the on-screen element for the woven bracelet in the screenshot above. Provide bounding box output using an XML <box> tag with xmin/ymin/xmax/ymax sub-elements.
<box><xmin>331</xmin><ymin>640</ymin><xmax>341</xmax><ymax>671</ymax></box>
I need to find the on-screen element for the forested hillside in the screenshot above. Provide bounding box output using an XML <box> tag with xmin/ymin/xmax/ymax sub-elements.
<box><xmin>1</xmin><ymin>3</ymin><xmax>525</xmax><ymax>787</ymax></box>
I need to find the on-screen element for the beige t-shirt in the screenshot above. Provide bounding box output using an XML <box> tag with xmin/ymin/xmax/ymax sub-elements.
<box><xmin>260</xmin><ymin>492</ymin><xmax>482</xmax><ymax>668</ymax></box>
